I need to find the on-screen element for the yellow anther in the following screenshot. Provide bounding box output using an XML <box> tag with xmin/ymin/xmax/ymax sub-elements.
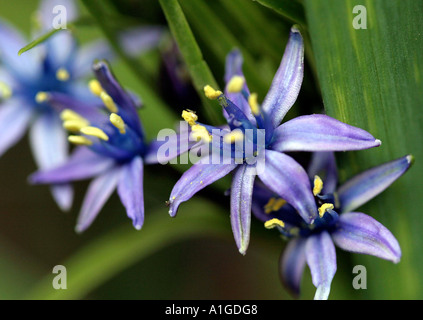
<box><xmin>68</xmin><ymin>135</ymin><xmax>93</xmax><ymax>146</ymax></box>
<box><xmin>223</xmin><ymin>130</ymin><xmax>244</xmax><ymax>144</ymax></box>
<box><xmin>63</xmin><ymin>119</ymin><xmax>90</xmax><ymax>132</ymax></box>
<box><xmin>182</xmin><ymin>110</ymin><xmax>198</xmax><ymax>126</ymax></box>
<box><xmin>204</xmin><ymin>85</ymin><xmax>223</xmax><ymax>100</ymax></box>
<box><xmin>0</xmin><ymin>82</ymin><xmax>12</xmax><ymax>99</ymax></box>
<box><xmin>100</xmin><ymin>91</ymin><xmax>118</xmax><ymax>113</ymax></box>
<box><xmin>35</xmin><ymin>91</ymin><xmax>49</xmax><ymax>103</ymax></box>
<box><xmin>226</xmin><ymin>75</ymin><xmax>245</xmax><ymax>93</ymax></box>
<box><xmin>318</xmin><ymin>203</ymin><xmax>334</xmax><ymax>218</ymax></box>
<box><xmin>191</xmin><ymin>124</ymin><xmax>211</xmax><ymax>143</ymax></box>
<box><xmin>80</xmin><ymin>126</ymin><xmax>109</xmax><ymax>141</ymax></box>
<box><xmin>264</xmin><ymin>197</ymin><xmax>287</xmax><ymax>214</ymax></box>
<box><xmin>248</xmin><ymin>93</ymin><xmax>260</xmax><ymax>115</ymax></box>
<box><xmin>60</xmin><ymin>109</ymin><xmax>89</xmax><ymax>124</ymax></box>
<box><xmin>110</xmin><ymin>113</ymin><xmax>126</xmax><ymax>134</ymax></box>
<box><xmin>89</xmin><ymin>79</ymin><xmax>103</xmax><ymax>96</ymax></box>
<box><xmin>264</xmin><ymin>218</ymin><xmax>285</xmax><ymax>229</ymax></box>
<box><xmin>313</xmin><ymin>175</ymin><xmax>324</xmax><ymax>196</ymax></box>
<box><xmin>56</xmin><ymin>68</ymin><xmax>70</xmax><ymax>81</ymax></box>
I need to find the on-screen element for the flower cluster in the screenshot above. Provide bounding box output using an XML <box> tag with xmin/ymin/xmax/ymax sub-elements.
<box><xmin>0</xmin><ymin>0</ymin><xmax>414</xmax><ymax>300</ymax></box>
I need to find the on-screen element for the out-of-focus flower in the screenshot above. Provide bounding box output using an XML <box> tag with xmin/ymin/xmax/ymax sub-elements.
<box><xmin>30</xmin><ymin>61</ymin><xmax>191</xmax><ymax>232</ymax></box>
<box><xmin>0</xmin><ymin>0</ymin><xmax>163</xmax><ymax>210</ymax></box>
<box><xmin>252</xmin><ymin>152</ymin><xmax>413</xmax><ymax>299</ymax></box>
<box><xmin>167</xmin><ymin>26</ymin><xmax>382</xmax><ymax>255</ymax></box>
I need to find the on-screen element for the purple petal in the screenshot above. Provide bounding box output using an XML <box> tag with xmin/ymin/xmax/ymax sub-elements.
<box><xmin>230</xmin><ymin>164</ymin><xmax>256</xmax><ymax>255</ymax></box>
<box><xmin>0</xmin><ymin>99</ymin><xmax>33</xmax><ymax>157</ymax></box>
<box><xmin>270</xmin><ymin>114</ymin><xmax>381</xmax><ymax>152</ymax></box>
<box><xmin>118</xmin><ymin>26</ymin><xmax>164</xmax><ymax>57</ymax></box>
<box><xmin>332</xmin><ymin>212</ymin><xmax>401</xmax><ymax>263</ymax></box>
<box><xmin>29</xmin><ymin>113</ymin><xmax>74</xmax><ymax>210</ymax></box>
<box><xmin>92</xmin><ymin>61</ymin><xmax>143</xmax><ymax>136</ymax></box>
<box><xmin>223</xmin><ymin>49</ymin><xmax>256</xmax><ymax>125</ymax></box>
<box><xmin>280</xmin><ymin>238</ymin><xmax>307</xmax><ymax>297</ymax></box>
<box><xmin>257</xmin><ymin>150</ymin><xmax>317</xmax><ymax>223</ymax></box>
<box><xmin>168</xmin><ymin>161</ymin><xmax>238</xmax><ymax>217</ymax></box>
<box><xmin>76</xmin><ymin>166</ymin><xmax>121</xmax><ymax>233</ymax></box>
<box><xmin>307</xmin><ymin>152</ymin><xmax>338</xmax><ymax>194</ymax></box>
<box><xmin>0</xmin><ymin>19</ymin><xmax>40</xmax><ymax>79</ymax></box>
<box><xmin>305</xmin><ymin>231</ymin><xmax>337</xmax><ymax>300</ymax></box>
<box><xmin>29</xmin><ymin>147</ymin><xmax>115</xmax><ymax>184</ymax></box>
<box><xmin>262</xmin><ymin>26</ymin><xmax>304</xmax><ymax>128</ymax></box>
<box><xmin>338</xmin><ymin>155</ymin><xmax>413</xmax><ymax>213</ymax></box>
<box><xmin>117</xmin><ymin>156</ymin><xmax>144</xmax><ymax>230</ymax></box>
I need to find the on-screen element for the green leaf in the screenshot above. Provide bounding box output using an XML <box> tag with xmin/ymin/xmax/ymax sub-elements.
<box><xmin>304</xmin><ymin>0</ymin><xmax>423</xmax><ymax>299</ymax></box>
<box><xmin>25</xmin><ymin>199</ymin><xmax>230</xmax><ymax>300</ymax></box>
<box><xmin>159</xmin><ymin>0</ymin><xmax>225</xmax><ymax>125</ymax></box>
<box><xmin>18</xmin><ymin>28</ymin><xmax>62</xmax><ymax>56</ymax></box>
<box><xmin>252</xmin><ymin>0</ymin><xmax>306</xmax><ymax>26</ymax></box>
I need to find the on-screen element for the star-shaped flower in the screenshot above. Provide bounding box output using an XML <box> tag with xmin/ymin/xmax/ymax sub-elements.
<box><xmin>167</xmin><ymin>26</ymin><xmax>382</xmax><ymax>255</ymax></box>
<box><xmin>252</xmin><ymin>152</ymin><xmax>413</xmax><ymax>299</ymax></box>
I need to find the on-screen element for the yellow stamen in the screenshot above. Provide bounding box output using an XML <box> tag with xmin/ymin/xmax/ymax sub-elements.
<box><xmin>110</xmin><ymin>113</ymin><xmax>126</xmax><ymax>134</ymax></box>
<box><xmin>35</xmin><ymin>91</ymin><xmax>49</xmax><ymax>103</ymax></box>
<box><xmin>248</xmin><ymin>93</ymin><xmax>260</xmax><ymax>115</ymax></box>
<box><xmin>0</xmin><ymin>82</ymin><xmax>12</xmax><ymax>99</ymax></box>
<box><xmin>100</xmin><ymin>91</ymin><xmax>118</xmax><ymax>113</ymax></box>
<box><xmin>89</xmin><ymin>79</ymin><xmax>103</xmax><ymax>96</ymax></box>
<box><xmin>264</xmin><ymin>197</ymin><xmax>287</xmax><ymax>214</ymax></box>
<box><xmin>63</xmin><ymin>119</ymin><xmax>90</xmax><ymax>132</ymax></box>
<box><xmin>56</xmin><ymin>68</ymin><xmax>70</xmax><ymax>81</ymax></box>
<box><xmin>318</xmin><ymin>203</ymin><xmax>334</xmax><ymax>218</ymax></box>
<box><xmin>264</xmin><ymin>218</ymin><xmax>285</xmax><ymax>229</ymax></box>
<box><xmin>226</xmin><ymin>75</ymin><xmax>245</xmax><ymax>93</ymax></box>
<box><xmin>80</xmin><ymin>126</ymin><xmax>109</xmax><ymax>141</ymax></box>
<box><xmin>313</xmin><ymin>175</ymin><xmax>324</xmax><ymax>196</ymax></box>
<box><xmin>68</xmin><ymin>135</ymin><xmax>93</xmax><ymax>146</ymax></box>
<box><xmin>204</xmin><ymin>85</ymin><xmax>223</xmax><ymax>100</ymax></box>
<box><xmin>182</xmin><ymin>110</ymin><xmax>198</xmax><ymax>126</ymax></box>
<box><xmin>223</xmin><ymin>130</ymin><xmax>244</xmax><ymax>144</ymax></box>
<box><xmin>191</xmin><ymin>124</ymin><xmax>211</xmax><ymax>143</ymax></box>
<box><xmin>60</xmin><ymin>109</ymin><xmax>89</xmax><ymax>124</ymax></box>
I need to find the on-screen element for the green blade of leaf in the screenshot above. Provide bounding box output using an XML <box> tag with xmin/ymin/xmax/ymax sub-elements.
<box><xmin>25</xmin><ymin>199</ymin><xmax>230</xmax><ymax>300</ymax></box>
<box><xmin>304</xmin><ymin>0</ymin><xmax>423</xmax><ymax>299</ymax></box>
<box><xmin>159</xmin><ymin>0</ymin><xmax>225</xmax><ymax>125</ymax></box>
<box><xmin>18</xmin><ymin>28</ymin><xmax>61</xmax><ymax>56</ymax></box>
<box><xmin>253</xmin><ymin>0</ymin><xmax>306</xmax><ymax>26</ymax></box>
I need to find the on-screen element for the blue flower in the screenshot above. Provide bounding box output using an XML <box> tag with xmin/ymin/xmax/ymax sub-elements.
<box><xmin>0</xmin><ymin>0</ymin><xmax>163</xmax><ymax>211</ymax></box>
<box><xmin>252</xmin><ymin>152</ymin><xmax>413</xmax><ymax>299</ymax></box>
<box><xmin>167</xmin><ymin>26</ymin><xmax>382</xmax><ymax>255</ymax></box>
<box><xmin>30</xmin><ymin>61</ymin><xmax>190</xmax><ymax>232</ymax></box>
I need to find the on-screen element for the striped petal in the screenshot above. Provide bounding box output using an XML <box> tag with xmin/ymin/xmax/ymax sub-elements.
<box><xmin>270</xmin><ymin>114</ymin><xmax>381</xmax><ymax>152</ymax></box>
<box><xmin>29</xmin><ymin>112</ymin><xmax>73</xmax><ymax>211</ymax></box>
<box><xmin>338</xmin><ymin>155</ymin><xmax>413</xmax><ymax>213</ymax></box>
<box><xmin>305</xmin><ymin>231</ymin><xmax>337</xmax><ymax>300</ymax></box>
<box><xmin>168</xmin><ymin>160</ymin><xmax>238</xmax><ymax>217</ymax></box>
<box><xmin>280</xmin><ymin>237</ymin><xmax>307</xmax><ymax>297</ymax></box>
<box><xmin>29</xmin><ymin>147</ymin><xmax>115</xmax><ymax>184</ymax></box>
<box><xmin>261</xmin><ymin>26</ymin><xmax>304</xmax><ymax>128</ymax></box>
<box><xmin>332</xmin><ymin>212</ymin><xmax>401</xmax><ymax>263</ymax></box>
<box><xmin>117</xmin><ymin>156</ymin><xmax>145</xmax><ymax>230</ymax></box>
<box><xmin>257</xmin><ymin>150</ymin><xmax>317</xmax><ymax>223</ymax></box>
<box><xmin>76</xmin><ymin>167</ymin><xmax>121</xmax><ymax>233</ymax></box>
<box><xmin>230</xmin><ymin>164</ymin><xmax>256</xmax><ymax>255</ymax></box>
<box><xmin>0</xmin><ymin>98</ymin><xmax>33</xmax><ymax>157</ymax></box>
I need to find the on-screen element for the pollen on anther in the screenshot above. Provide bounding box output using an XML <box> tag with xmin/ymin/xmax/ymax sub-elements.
<box><xmin>80</xmin><ymin>126</ymin><xmax>109</xmax><ymax>141</ymax></box>
<box><xmin>226</xmin><ymin>76</ymin><xmax>245</xmax><ymax>93</ymax></box>
<box><xmin>204</xmin><ymin>85</ymin><xmax>223</xmax><ymax>100</ymax></box>
<box><xmin>35</xmin><ymin>91</ymin><xmax>49</xmax><ymax>103</ymax></box>
<box><xmin>264</xmin><ymin>218</ymin><xmax>285</xmax><ymax>229</ymax></box>
<box><xmin>313</xmin><ymin>175</ymin><xmax>323</xmax><ymax>196</ymax></box>
<box><xmin>89</xmin><ymin>79</ymin><xmax>103</xmax><ymax>96</ymax></box>
<box><xmin>100</xmin><ymin>92</ymin><xmax>118</xmax><ymax>113</ymax></box>
<box><xmin>68</xmin><ymin>135</ymin><xmax>93</xmax><ymax>146</ymax></box>
<box><xmin>110</xmin><ymin>113</ymin><xmax>126</xmax><ymax>134</ymax></box>
<box><xmin>56</xmin><ymin>68</ymin><xmax>70</xmax><ymax>81</ymax></box>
